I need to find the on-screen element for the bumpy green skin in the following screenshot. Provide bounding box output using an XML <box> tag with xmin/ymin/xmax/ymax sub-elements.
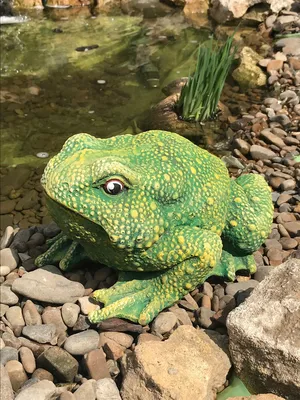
<box><xmin>36</xmin><ymin>130</ymin><xmax>273</xmax><ymax>325</ymax></box>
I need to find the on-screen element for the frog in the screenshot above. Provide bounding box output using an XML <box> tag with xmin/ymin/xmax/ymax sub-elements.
<box><xmin>36</xmin><ymin>130</ymin><xmax>273</xmax><ymax>325</ymax></box>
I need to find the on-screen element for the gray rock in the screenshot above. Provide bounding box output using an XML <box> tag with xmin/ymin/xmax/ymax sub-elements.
<box><xmin>74</xmin><ymin>379</ymin><xmax>96</xmax><ymax>400</ymax></box>
<box><xmin>250</xmin><ymin>145</ymin><xmax>277</xmax><ymax>160</ymax></box>
<box><xmin>12</xmin><ymin>265</ymin><xmax>85</xmax><ymax>304</ymax></box>
<box><xmin>0</xmin><ymin>247</ymin><xmax>19</xmax><ymax>271</ymax></box>
<box><xmin>0</xmin><ymin>346</ymin><xmax>18</xmax><ymax>365</ymax></box>
<box><xmin>61</xmin><ymin>303</ymin><xmax>80</xmax><ymax>328</ymax></box>
<box><xmin>43</xmin><ymin>222</ymin><xmax>61</xmax><ymax>238</ymax></box>
<box><xmin>254</xmin><ymin>266</ymin><xmax>273</xmax><ymax>282</ymax></box>
<box><xmin>121</xmin><ymin>326</ymin><xmax>230</xmax><ymax>400</ymax></box>
<box><xmin>6</xmin><ymin>306</ymin><xmax>25</xmax><ymax>328</ymax></box>
<box><xmin>0</xmin><ymin>226</ymin><xmax>14</xmax><ymax>250</ymax></box>
<box><xmin>64</xmin><ymin>330</ymin><xmax>100</xmax><ymax>356</ymax></box>
<box><xmin>15</xmin><ymin>380</ymin><xmax>56</xmax><ymax>400</ymax></box>
<box><xmin>196</xmin><ymin>307</ymin><xmax>215</xmax><ymax>329</ymax></box>
<box><xmin>36</xmin><ymin>347</ymin><xmax>78</xmax><ymax>382</ymax></box>
<box><xmin>96</xmin><ymin>378</ymin><xmax>121</xmax><ymax>400</ymax></box>
<box><xmin>151</xmin><ymin>312</ymin><xmax>178</xmax><ymax>336</ymax></box>
<box><xmin>2</xmin><ymin>332</ymin><xmax>21</xmax><ymax>349</ymax></box>
<box><xmin>22</xmin><ymin>324</ymin><xmax>57</xmax><ymax>344</ymax></box>
<box><xmin>0</xmin><ymin>364</ymin><xmax>14</xmax><ymax>400</ymax></box>
<box><xmin>0</xmin><ymin>303</ymin><xmax>9</xmax><ymax>317</ymax></box>
<box><xmin>227</xmin><ymin>259</ymin><xmax>300</xmax><ymax>399</ymax></box>
<box><xmin>0</xmin><ymin>285</ymin><xmax>19</xmax><ymax>305</ymax></box>
<box><xmin>276</xmin><ymin>37</ymin><xmax>300</xmax><ymax>56</ymax></box>
<box><xmin>225</xmin><ymin>280</ymin><xmax>259</xmax><ymax>296</ymax></box>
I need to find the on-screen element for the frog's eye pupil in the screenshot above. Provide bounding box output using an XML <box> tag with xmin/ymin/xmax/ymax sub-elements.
<box><xmin>103</xmin><ymin>179</ymin><xmax>124</xmax><ymax>195</ymax></box>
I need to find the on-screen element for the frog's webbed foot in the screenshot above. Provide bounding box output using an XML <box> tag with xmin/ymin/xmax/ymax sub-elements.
<box><xmin>35</xmin><ymin>233</ymin><xmax>86</xmax><ymax>271</ymax></box>
<box><xmin>206</xmin><ymin>250</ymin><xmax>257</xmax><ymax>281</ymax></box>
<box><xmin>89</xmin><ymin>271</ymin><xmax>171</xmax><ymax>326</ymax></box>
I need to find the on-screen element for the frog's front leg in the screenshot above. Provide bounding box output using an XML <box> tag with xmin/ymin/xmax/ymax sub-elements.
<box><xmin>35</xmin><ymin>233</ymin><xmax>87</xmax><ymax>271</ymax></box>
<box><xmin>89</xmin><ymin>227</ymin><xmax>222</xmax><ymax>325</ymax></box>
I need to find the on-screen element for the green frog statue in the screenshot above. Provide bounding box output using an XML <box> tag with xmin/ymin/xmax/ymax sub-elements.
<box><xmin>36</xmin><ymin>130</ymin><xmax>273</xmax><ymax>325</ymax></box>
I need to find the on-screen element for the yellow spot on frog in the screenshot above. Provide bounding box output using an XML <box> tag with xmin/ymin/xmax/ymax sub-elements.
<box><xmin>207</xmin><ymin>197</ymin><xmax>214</xmax><ymax>205</ymax></box>
<box><xmin>178</xmin><ymin>236</ymin><xmax>185</xmax><ymax>244</ymax></box>
<box><xmin>157</xmin><ymin>251</ymin><xmax>164</xmax><ymax>261</ymax></box>
<box><xmin>164</xmin><ymin>174</ymin><xmax>170</xmax><ymax>182</ymax></box>
<box><xmin>158</xmin><ymin>141</ymin><xmax>164</xmax><ymax>147</ymax></box>
<box><xmin>130</xmin><ymin>209</ymin><xmax>138</xmax><ymax>218</ymax></box>
<box><xmin>252</xmin><ymin>196</ymin><xmax>260</xmax><ymax>202</ymax></box>
<box><xmin>234</xmin><ymin>197</ymin><xmax>242</xmax><ymax>203</ymax></box>
<box><xmin>230</xmin><ymin>220</ymin><xmax>238</xmax><ymax>227</ymax></box>
<box><xmin>150</xmin><ymin>201</ymin><xmax>157</xmax><ymax>211</ymax></box>
<box><xmin>162</xmin><ymin>156</ymin><xmax>168</xmax><ymax>161</ymax></box>
<box><xmin>248</xmin><ymin>224</ymin><xmax>256</xmax><ymax>231</ymax></box>
<box><xmin>190</xmin><ymin>166</ymin><xmax>197</xmax><ymax>175</ymax></box>
<box><xmin>215</xmin><ymin>174</ymin><xmax>220</xmax><ymax>179</ymax></box>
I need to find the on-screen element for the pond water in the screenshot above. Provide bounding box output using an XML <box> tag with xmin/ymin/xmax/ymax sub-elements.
<box><xmin>0</xmin><ymin>6</ymin><xmax>209</xmax><ymax>166</ymax></box>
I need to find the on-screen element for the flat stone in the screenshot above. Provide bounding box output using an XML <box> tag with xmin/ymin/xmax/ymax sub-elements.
<box><xmin>42</xmin><ymin>306</ymin><xmax>67</xmax><ymax>335</ymax></box>
<box><xmin>97</xmin><ymin>318</ymin><xmax>143</xmax><ymax>333</ymax></box>
<box><xmin>0</xmin><ymin>346</ymin><xmax>18</xmax><ymax>365</ymax></box>
<box><xmin>101</xmin><ymin>336</ymin><xmax>126</xmax><ymax>361</ymax></box>
<box><xmin>279</xmin><ymin>237</ymin><xmax>298</xmax><ymax>250</ymax></box>
<box><xmin>83</xmin><ymin>348</ymin><xmax>110</xmax><ymax>380</ymax></box>
<box><xmin>227</xmin><ymin>259</ymin><xmax>300</xmax><ymax>398</ymax></box>
<box><xmin>0</xmin><ymin>285</ymin><xmax>19</xmax><ymax>305</ymax></box>
<box><xmin>32</xmin><ymin>367</ymin><xmax>54</xmax><ymax>381</ymax></box>
<box><xmin>5</xmin><ymin>360</ymin><xmax>28</xmax><ymax>391</ymax></box>
<box><xmin>64</xmin><ymin>330</ymin><xmax>100</xmax><ymax>356</ymax></box>
<box><xmin>151</xmin><ymin>312</ymin><xmax>178</xmax><ymax>336</ymax></box>
<box><xmin>225</xmin><ymin>281</ymin><xmax>259</xmax><ymax>296</ymax></box>
<box><xmin>6</xmin><ymin>306</ymin><xmax>25</xmax><ymax>329</ymax></box>
<box><xmin>250</xmin><ymin>145</ymin><xmax>277</xmax><ymax>160</ymax></box>
<box><xmin>260</xmin><ymin>130</ymin><xmax>285</xmax><ymax>148</ymax></box>
<box><xmin>137</xmin><ymin>333</ymin><xmax>162</xmax><ymax>345</ymax></box>
<box><xmin>281</xmin><ymin>179</ymin><xmax>296</xmax><ymax>191</ymax></box>
<box><xmin>37</xmin><ymin>346</ymin><xmax>78</xmax><ymax>382</ymax></box>
<box><xmin>100</xmin><ymin>332</ymin><xmax>133</xmax><ymax>349</ymax></box>
<box><xmin>267</xmin><ymin>59</ymin><xmax>283</xmax><ymax>72</ymax></box>
<box><xmin>168</xmin><ymin>306</ymin><xmax>192</xmax><ymax>326</ymax></box>
<box><xmin>283</xmin><ymin>221</ymin><xmax>300</xmax><ymax>237</ymax></box>
<box><xmin>22</xmin><ymin>300</ymin><xmax>42</xmax><ymax>325</ymax></box>
<box><xmin>0</xmin><ymin>247</ymin><xmax>19</xmax><ymax>271</ymax></box>
<box><xmin>14</xmin><ymin>380</ymin><xmax>56</xmax><ymax>400</ymax></box>
<box><xmin>0</xmin><ymin>226</ymin><xmax>14</xmax><ymax>249</ymax></box>
<box><xmin>96</xmin><ymin>378</ymin><xmax>121</xmax><ymax>400</ymax></box>
<box><xmin>62</xmin><ymin>303</ymin><xmax>80</xmax><ymax>328</ymax></box>
<box><xmin>74</xmin><ymin>379</ymin><xmax>96</xmax><ymax>400</ymax></box>
<box><xmin>22</xmin><ymin>324</ymin><xmax>57</xmax><ymax>344</ymax></box>
<box><xmin>121</xmin><ymin>325</ymin><xmax>230</xmax><ymax>400</ymax></box>
<box><xmin>0</xmin><ymin>364</ymin><xmax>14</xmax><ymax>399</ymax></box>
<box><xmin>275</xmin><ymin>37</ymin><xmax>300</xmax><ymax>56</ymax></box>
<box><xmin>78</xmin><ymin>296</ymin><xmax>100</xmax><ymax>315</ymax></box>
<box><xmin>12</xmin><ymin>265</ymin><xmax>85</xmax><ymax>304</ymax></box>
<box><xmin>19</xmin><ymin>346</ymin><xmax>36</xmax><ymax>374</ymax></box>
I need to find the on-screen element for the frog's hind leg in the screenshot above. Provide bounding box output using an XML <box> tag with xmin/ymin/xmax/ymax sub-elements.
<box><xmin>205</xmin><ymin>250</ymin><xmax>256</xmax><ymax>282</ymax></box>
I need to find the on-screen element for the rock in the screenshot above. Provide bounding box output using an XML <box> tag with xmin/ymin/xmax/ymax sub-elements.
<box><xmin>267</xmin><ymin>60</ymin><xmax>283</xmax><ymax>73</ymax></box>
<box><xmin>232</xmin><ymin>47</ymin><xmax>266</xmax><ymax>89</ymax></box>
<box><xmin>5</xmin><ymin>360</ymin><xmax>28</xmax><ymax>391</ymax></box>
<box><xmin>6</xmin><ymin>306</ymin><xmax>25</xmax><ymax>329</ymax></box>
<box><xmin>78</xmin><ymin>296</ymin><xmax>100</xmax><ymax>315</ymax></box>
<box><xmin>233</xmin><ymin>138</ymin><xmax>250</xmax><ymax>155</ymax></box>
<box><xmin>254</xmin><ymin>266</ymin><xmax>273</xmax><ymax>282</ymax></box>
<box><xmin>283</xmin><ymin>221</ymin><xmax>300</xmax><ymax>237</ymax></box>
<box><xmin>0</xmin><ymin>199</ymin><xmax>17</xmax><ymax>215</ymax></box>
<box><xmin>151</xmin><ymin>312</ymin><xmax>178</xmax><ymax>336</ymax></box>
<box><xmin>22</xmin><ymin>300</ymin><xmax>42</xmax><ymax>326</ymax></box>
<box><xmin>74</xmin><ymin>379</ymin><xmax>96</xmax><ymax>400</ymax></box>
<box><xmin>0</xmin><ymin>247</ymin><xmax>19</xmax><ymax>271</ymax></box>
<box><xmin>12</xmin><ymin>265</ymin><xmax>85</xmax><ymax>304</ymax></box>
<box><xmin>0</xmin><ymin>165</ymin><xmax>31</xmax><ymax>191</ymax></box>
<box><xmin>275</xmin><ymin>37</ymin><xmax>300</xmax><ymax>57</ymax></box>
<box><xmin>196</xmin><ymin>307</ymin><xmax>216</xmax><ymax>328</ymax></box>
<box><xmin>101</xmin><ymin>336</ymin><xmax>126</xmax><ymax>361</ymax></box>
<box><xmin>62</xmin><ymin>303</ymin><xmax>80</xmax><ymax>328</ymax></box>
<box><xmin>72</xmin><ymin>314</ymin><xmax>91</xmax><ymax>332</ymax></box>
<box><xmin>32</xmin><ymin>368</ymin><xmax>54</xmax><ymax>381</ymax></box>
<box><xmin>64</xmin><ymin>330</ymin><xmax>100</xmax><ymax>356</ymax></box>
<box><xmin>0</xmin><ymin>346</ymin><xmax>18</xmax><ymax>365</ymax></box>
<box><xmin>60</xmin><ymin>392</ymin><xmax>76</xmax><ymax>400</ymax></box>
<box><xmin>42</xmin><ymin>306</ymin><xmax>67</xmax><ymax>335</ymax></box>
<box><xmin>19</xmin><ymin>346</ymin><xmax>36</xmax><ymax>374</ymax></box>
<box><xmin>37</xmin><ymin>347</ymin><xmax>78</xmax><ymax>382</ymax></box>
<box><xmin>0</xmin><ymin>226</ymin><xmax>14</xmax><ymax>249</ymax></box>
<box><xmin>227</xmin><ymin>395</ymin><xmax>285</xmax><ymax>400</ymax></box>
<box><xmin>14</xmin><ymin>380</ymin><xmax>57</xmax><ymax>400</ymax></box>
<box><xmin>225</xmin><ymin>281</ymin><xmax>259</xmax><ymax>296</ymax></box>
<box><xmin>281</xmin><ymin>179</ymin><xmax>296</xmax><ymax>191</ymax></box>
<box><xmin>0</xmin><ymin>285</ymin><xmax>19</xmax><ymax>305</ymax></box>
<box><xmin>227</xmin><ymin>259</ymin><xmax>300</xmax><ymax>398</ymax></box>
<box><xmin>121</xmin><ymin>325</ymin><xmax>231</xmax><ymax>400</ymax></box>
<box><xmin>250</xmin><ymin>145</ymin><xmax>277</xmax><ymax>160</ymax></box>
<box><xmin>167</xmin><ymin>306</ymin><xmax>192</xmax><ymax>326</ymax></box>
<box><xmin>260</xmin><ymin>130</ymin><xmax>285</xmax><ymax>148</ymax></box>
<box><xmin>210</xmin><ymin>0</ymin><xmax>294</xmax><ymax>23</ymax></box>
<box><xmin>100</xmin><ymin>332</ymin><xmax>133</xmax><ymax>349</ymax></box>
<box><xmin>137</xmin><ymin>333</ymin><xmax>162</xmax><ymax>345</ymax></box>
<box><xmin>95</xmin><ymin>378</ymin><xmax>121</xmax><ymax>400</ymax></box>
<box><xmin>43</xmin><ymin>222</ymin><xmax>61</xmax><ymax>238</ymax></box>
<box><xmin>22</xmin><ymin>324</ymin><xmax>57</xmax><ymax>344</ymax></box>
<box><xmin>0</xmin><ymin>265</ymin><xmax>11</xmax><ymax>276</ymax></box>
<box><xmin>0</xmin><ymin>364</ymin><xmax>14</xmax><ymax>400</ymax></box>
<box><xmin>83</xmin><ymin>348</ymin><xmax>110</xmax><ymax>380</ymax></box>
<box><xmin>2</xmin><ymin>332</ymin><xmax>21</xmax><ymax>349</ymax></box>
<box><xmin>97</xmin><ymin>318</ymin><xmax>143</xmax><ymax>333</ymax></box>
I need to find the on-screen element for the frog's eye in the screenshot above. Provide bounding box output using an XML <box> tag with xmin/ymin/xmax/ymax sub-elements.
<box><xmin>103</xmin><ymin>179</ymin><xmax>125</xmax><ymax>195</ymax></box>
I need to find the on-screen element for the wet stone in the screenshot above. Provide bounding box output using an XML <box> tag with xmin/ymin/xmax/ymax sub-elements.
<box><xmin>43</xmin><ymin>222</ymin><xmax>61</xmax><ymax>238</ymax></box>
<box><xmin>0</xmin><ymin>199</ymin><xmax>17</xmax><ymax>215</ymax></box>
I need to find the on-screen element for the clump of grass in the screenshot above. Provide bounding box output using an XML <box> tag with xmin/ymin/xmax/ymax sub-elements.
<box><xmin>176</xmin><ymin>34</ymin><xmax>237</xmax><ymax>123</ymax></box>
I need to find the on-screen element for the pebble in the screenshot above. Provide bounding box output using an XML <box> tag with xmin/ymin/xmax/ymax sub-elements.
<box><xmin>43</xmin><ymin>222</ymin><xmax>61</xmax><ymax>238</ymax></box>
<box><xmin>0</xmin><ymin>265</ymin><xmax>11</xmax><ymax>276</ymax></box>
<box><xmin>0</xmin><ymin>285</ymin><xmax>19</xmax><ymax>305</ymax></box>
<box><xmin>151</xmin><ymin>312</ymin><xmax>178</xmax><ymax>336</ymax></box>
<box><xmin>19</xmin><ymin>347</ymin><xmax>36</xmax><ymax>374</ymax></box>
<box><xmin>0</xmin><ymin>226</ymin><xmax>14</xmax><ymax>249</ymax></box>
<box><xmin>95</xmin><ymin>378</ymin><xmax>121</xmax><ymax>400</ymax></box>
<box><xmin>137</xmin><ymin>333</ymin><xmax>162</xmax><ymax>345</ymax></box>
<box><xmin>0</xmin><ymin>346</ymin><xmax>18</xmax><ymax>365</ymax></box>
<box><xmin>100</xmin><ymin>332</ymin><xmax>134</xmax><ymax>349</ymax></box>
<box><xmin>267</xmin><ymin>248</ymin><xmax>283</xmax><ymax>266</ymax></box>
<box><xmin>64</xmin><ymin>330</ymin><xmax>100</xmax><ymax>356</ymax></box>
<box><xmin>83</xmin><ymin>348</ymin><xmax>110</xmax><ymax>380</ymax></box>
<box><xmin>280</xmin><ymin>179</ymin><xmax>296</xmax><ymax>191</ymax></box>
<box><xmin>225</xmin><ymin>280</ymin><xmax>259</xmax><ymax>296</ymax></box>
<box><xmin>97</xmin><ymin>318</ymin><xmax>143</xmax><ymax>333</ymax></box>
<box><xmin>167</xmin><ymin>307</ymin><xmax>192</xmax><ymax>326</ymax></box>
<box><xmin>22</xmin><ymin>300</ymin><xmax>42</xmax><ymax>326</ymax></box>
<box><xmin>62</xmin><ymin>303</ymin><xmax>80</xmax><ymax>328</ymax></box>
<box><xmin>260</xmin><ymin>130</ymin><xmax>285</xmax><ymax>148</ymax></box>
<box><xmin>101</xmin><ymin>337</ymin><xmax>126</xmax><ymax>361</ymax></box>
<box><xmin>32</xmin><ymin>367</ymin><xmax>54</xmax><ymax>381</ymax></box>
<box><xmin>196</xmin><ymin>307</ymin><xmax>215</xmax><ymax>329</ymax></box>
<box><xmin>78</xmin><ymin>296</ymin><xmax>100</xmax><ymax>315</ymax></box>
<box><xmin>2</xmin><ymin>332</ymin><xmax>21</xmax><ymax>349</ymax></box>
<box><xmin>279</xmin><ymin>237</ymin><xmax>298</xmax><ymax>249</ymax></box>
<box><xmin>5</xmin><ymin>360</ymin><xmax>28</xmax><ymax>391</ymax></box>
<box><xmin>0</xmin><ymin>364</ymin><xmax>14</xmax><ymax>399</ymax></box>
<box><xmin>74</xmin><ymin>379</ymin><xmax>96</xmax><ymax>400</ymax></box>
<box><xmin>37</xmin><ymin>347</ymin><xmax>78</xmax><ymax>382</ymax></box>
<box><xmin>6</xmin><ymin>306</ymin><xmax>25</xmax><ymax>329</ymax></box>
<box><xmin>0</xmin><ymin>247</ymin><xmax>19</xmax><ymax>271</ymax></box>
<box><xmin>284</xmin><ymin>221</ymin><xmax>300</xmax><ymax>237</ymax></box>
<box><xmin>0</xmin><ymin>338</ymin><xmax>5</xmax><ymax>349</ymax></box>
<box><xmin>60</xmin><ymin>392</ymin><xmax>76</xmax><ymax>400</ymax></box>
<box><xmin>250</xmin><ymin>145</ymin><xmax>277</xmax><ymax>160</ymax></box>
<box><xmin>73</xmin><ymin>314</ymin><xmax>91</xmax><ymax>332</ymax></box>
<box><xmin>14</xmin><ymin>380</ymin><xmax>56</xmax><ymax>400</ymax></box>
<box><xmin>22</xmin><ymin>324</ymin><xmax>57</xmax><ymax>344</ymax></box>
<box><xmin>12</xmin><ymin>265</ymin><xmax>85</xmax><ymax>304</ymax></box>
<box><xmin>42</xmin><ymin>306</ymin><xmax>67</xmax><ymax>334</ymax></box>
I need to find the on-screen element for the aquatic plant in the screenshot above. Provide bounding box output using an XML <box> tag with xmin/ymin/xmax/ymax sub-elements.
<box><xmin>176</xmin><ymin>34</ymin><xmax>237</xmax><ymax>123</ymax></box>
